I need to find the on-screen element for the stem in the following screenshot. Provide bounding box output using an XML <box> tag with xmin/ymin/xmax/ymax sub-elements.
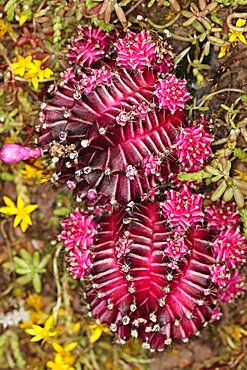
<box><xmin>147</xmin><ymin>13</ymin><xmax>181</xmax><ymax>29</ymax></box>
<box><xmin>125</xmin><ymin>0</ymin><xmax>144</xmax><ymax>16</ymax></box>
<box><xmin>227</xmin><ymin>13</ymin><xmax>247</xmax><ymax>32</ymax></box>
<box><xmin>52</xmin><ymin>242</ymin><xmax>63</xmax><ymax>324</ymax></box>
<box><xmin>197</xmin><ymin>88</ymin><xmax>245</xmax><ymax>109</ymax></box>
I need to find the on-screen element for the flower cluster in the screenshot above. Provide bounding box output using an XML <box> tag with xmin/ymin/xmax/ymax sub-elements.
<box><xmin>11</xmin><ymin>55</ymin><xmax>53</xmax><ymax>89</ymax></box>
<box><xmin>173</xmin><ymin>125</ymin><xmax>213</xmax><ymax>171</ymax></box>
<box><xmin>162</xmin><ymin>187</ymin><xmax>204</xmax><ymax>229</ymax></box>
<box><xmin>155</xmin><ymin>75</ymin><xmax>191</xmax><ymax>113</ymax></box>
<box><xmin>218</xmin><ymin>18</ymin><xmax>246</xmax><ymax>58</ymax></box>
<box><xmin>59</xmin><ymin>210</ymin><xmax>98</xmax><ymax>279</ymax></box>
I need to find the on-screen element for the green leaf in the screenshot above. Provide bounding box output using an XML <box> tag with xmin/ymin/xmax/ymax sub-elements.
<box><xmin>20</xmin><ymin>249</ymin><xmax>32</xmax><ymax>262</ymax></box>
<box><xmin>234</xmin><ymin>148</ymin><xmax>247</xmax><ymax>162</ymax></box>
<box><xmin>38</xmin><ymin>254</ymin><xmax>51</xmax><ymax>269</ymax></box>
<box><xmin>33</xmin><ymin>273</ymin><xmax>42</xmax><ymax>293</ymax></box>
<box><xmin>16</xmin><ymin>274</ymin><xmax>32</xmax><ymax>285</ymax></box>
<box><xmin>211</xmin><ymin>180</ymin><xmax>227</xmax><ymax>201</ymax></box>
<box><xmin>32</xmin><ymin>251</ymin><xmax>41</xmax><ymax>266</ymax></box>
<box><xmin>15</xmin><ymin>268</ymin><xmax>30</xmax><ymax>275</ymax></box>
<box><xmin>13</xmin><ymin>256</ymin><xmax>30</xmax><ymax>269</ymax></box>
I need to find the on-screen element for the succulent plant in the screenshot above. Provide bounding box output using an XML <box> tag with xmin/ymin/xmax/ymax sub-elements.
<box><xmin>37</xmin><ymin>28</ymin><xmax>190</xmax><ymax>207</ymax></box>
<box><xmin>59</xmin><ymin>195</ymin><xmax>246</xmax><ymax>350</ymax></box>
<box><xmin>8</xmin><ymin>26</ymin><xmax>245</xmax><ymax>351</ymax></box>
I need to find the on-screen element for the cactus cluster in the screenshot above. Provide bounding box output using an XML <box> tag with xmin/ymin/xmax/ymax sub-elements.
<box><xmin>35</xmin><ymin>26</ymin><xmax>246</xmax><ymax>351</ymax></box>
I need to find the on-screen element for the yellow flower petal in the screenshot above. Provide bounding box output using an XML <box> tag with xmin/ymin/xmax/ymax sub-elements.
<box><xmin>45</xmin><ymin>315</ymin><xmax>54</xmax><ymax>330</ymax></box>
<box><xmin>31</xmin><ymin>334</ymin><xmax>44</xmax><ymax>342</ymax></box>
<box><xmin>20</xmin><ymin>220</ymin><xmax>29</xmax><ymax>232</ymax></box>
<box><xmin>0</xmin><ymin>206</ymin><xmax>17</xmax><ymax>215</ymax></box>
<box><xmin>229</xmin><ymin>33</ymin><xmax>237</xmax><ymax>43</ymax></box>
<box><xmin>52</xmin><ymin>342</ymin><xmax>63</xmax><ymax>353</ymax></box>
<box><xmin>25</xmin><ymin>204</ymin><xmax>38</xmax><ymax>213</ymax></box>
<box><xmin>238</xmin><ymin>34</ymin><xmax>247</xmax><ymax>44</ymax></box>
<box><xmin>17</xmin><ymin>196</ymin><xmax>24</xmax><ymax>209</ymax></box>
<box><xmin>19</xmin><ymin>14</ymin><xmax>28</xmax><ymax>26</ymax></box>
<box><xmin>236</xmin><ymin>18</ymin><xmax>246</xmax><ymax>28</ymax></box>
<box><xmin>3</xmin><ymin>196</ymin><xmax>16</xmax><ymax>208</ymax></box>
<box><xmin>65</xmin><ymin>342</ymin><xmax>77</xmax><ymax>351</ymax></box>
<box><xmin>13</xmin><ymin>214</ymin><xmax>22</xmax><ymax>228</ymax></box>
<box><xmin>32</xmin><ymin>76</ymin><xmax>39</xmax><ymax>90</ymax></box>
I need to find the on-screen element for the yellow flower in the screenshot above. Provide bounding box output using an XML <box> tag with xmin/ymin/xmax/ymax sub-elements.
<box><xmin>88</xmin><ymin>323</ymin><xmax>109</xmax><ymax>344</ymax></box>
<box><xmin>19</xmin><ymin>13</ymin><xmax>28</xmax><ymax>26</ymax></box>
<box><xmin>52</xmin><ymin>342</ymin><xmax>77</xmax><ymax>365</ymax></box>
<box><xmin>20</xmin><ymin>310</ymin><xmax>47</xmax><ymax>330</ymax></box>
<box><xmin>229</xmin><ymin>19</ymin><xmax>247</xmax><ymax>44</ymax></box>
<box><xmin>26</xmin><ymin>294</ymin><xmax>43</xmax><ymax>310</ymax></box>
<box><xmin>47</xmin><ymin>354</ymin><xmax>75</xmax><ymax>370</ymax></box>
<box><xmin>0</xmin><ymin>19</ymin><xmax>15</xmax><ymax>38</ymax></box>
<box><xmin>24</xmin><ymin>58</ymin><xmax>53</xmax><ymax>90</ymax></box>
<box><xmin>25</xmin><ymin>315</ymin><xmax>57</xmax><ymax>345</ymax></box>
<box><xmin>11</xmin><ymin>55</ymin><xmax>33</xmax><ymax>77</ymax></box>
<box><xmin>11</xmin><ymin>55</ymin><xmax>53</xmax><ymax>90</ymax></box>
<box><xmin>235</xmin><ymin>169</ymin><xmax>247</xmax><ymax>182</ymax></box>
<box><xmin>218</xmin><ymin>44</ymin><xmax>231</xmax><ymax>59</ymax></box>
<box><xmin>0</xmin><ymin>196</ymin><xmax>38</xmax><ymax>232</ymax></box>
<box><xmin>20</xmin><ymin>163</ymin><xmax>49</xmax><ymax>184</ymax></box>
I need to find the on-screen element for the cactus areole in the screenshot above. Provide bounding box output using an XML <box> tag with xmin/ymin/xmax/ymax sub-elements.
<box><xmin>36</xmin><ymin>27</ymin><xmax>246</xmax><ymax>351</ymax></box>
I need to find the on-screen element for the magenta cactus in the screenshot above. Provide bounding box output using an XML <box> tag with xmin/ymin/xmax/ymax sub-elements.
<box><xmin>35</xmin><ymin>26</ymin><xmax>246</xmax><ymax>351</ymax></box>
<box><xmin>37</xmin><ymin>28</ymin><xmax>187</xmax><ymax>206</ymax></box>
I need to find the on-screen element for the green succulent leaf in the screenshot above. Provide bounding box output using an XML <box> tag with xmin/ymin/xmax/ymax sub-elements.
<box><xmin>211</xmin><ymin>180</ymin><xmax>227</xmax><ymax>201</ymax></box>
<box><xmin>16</xmin><ymin>274</ymin><xmax>32</xmax><ymax>285</ymax></box>
<box><xmin>33</xmin><ymin>251</ymin><xmax>41</xmax><ymax>266</ymax></box>
<box><xmin>38</xmin><ymin>254</ymin><xmax>51</xmax><ymax>269</ymax></box>
<box><xmin>15</xmin><ymin>268</ymin><xmax>31</xmax><ymax>275</ymax></box>
<box><xmin>13</xmin><ymin>257</ymin><xmax>30</xmax><ymax>269</ymax></box>
<box><xmin>19</xmin><ymin>249</ymin><xmax>32</xmax><ymax>262</ymax></box>
<box><xmin>33</xmin><ymin>273</ymin><xmax>42</xmax><ymax>293</ymax></box>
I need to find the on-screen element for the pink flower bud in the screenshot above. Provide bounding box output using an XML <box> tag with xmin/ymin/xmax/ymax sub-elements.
<box><xmin>0</xmin><ymin>144</ymin><xmax>42</xmax><ymax>164</ymax></box>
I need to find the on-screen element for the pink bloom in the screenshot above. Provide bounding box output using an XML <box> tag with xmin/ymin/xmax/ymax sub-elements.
<box><xmin>173</xmin><ymin>125</ymin><xmax>213</xmax><ymax>171</ymax></box>
<box><xmin>155</xmin><ymin>75</ymin><xmax>191</xmax><ymax>114</ymax></box>
<box><xmin>162</xmin><ymin>187</ymin><xmax>204</xmax><ymax>229</ymax></box>
<box><xmin>116</xmin><ymin>30</ymin><xmax>156</xmax><ymax>70</ymax></box>
<box><xmin>210</xmin><ymin>307</ymin><xmax>222</xmax><ymax>322</ymax></box>
<box><xmin>154</xmin><ymin>54</ymin><xmax>174</xmax><ymax>74</ymax></box>
<box><xmin>210</xmin><ymin>264</ymin><xmax>231</xmax><ymax>287</ymax></box>
<box><xmin>68</xmin><ymin>26</ymin><xmax>109</xmax><ymax>67</ymax></box>
<box><xmin>142</xmin><ymin>155</ymin><xmax>161</xmax><ymax>176</ymax></box>
<box><xmin>164</xmin><ymin>232</ymin><xmax>189</xmax><ymax>260</ymax></box>
<box><xmin>218</xmin><ymin>271</ymin><xmax>245</xmax><ymax>302</ymax></box>
<box><xmin>0</xmin><ymin>144</ymin><xmax>42</xmax><ymax>164</ymax></box>
<box><xmin>59</xmin><ymin>209</ymin><xmax>98</xmax><ymax>251</ymax></box>
<box><xmin>66</xmin><ymin>247</ymin><xmax>93</xmax><ymax>280</ymax></box>
<box><xmin>205</xmin><ymin>200</ymin><xmax>241</xmax><ymax>230</ymax></box>
<box><xmin>61</xmin><ymin>68</ymin><xmax>75</xmax><ymax>83</ymax></box>
<box><xmin>212</xmin><ymin>228</ymin><xmax>247</xmax><ymax>268</ymax></box>
<box><xmin>115</xmin><ymin>232</ymin><xmax>133</xmax><ymax>258</ymax></box>
<box><xmin>79</xmin><ymin>67</ymin><xmax>112</xmax><ymax>95</ymax></box>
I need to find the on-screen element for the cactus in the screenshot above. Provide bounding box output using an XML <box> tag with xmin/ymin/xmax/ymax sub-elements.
<box><xmin>37</xmin><ymin>28</ymin><xmax>192</xmax><ymax>206</ymax></box>
<box><xmin>36</xmin><ymin>27</ymin><xmax>246</xmax><ymax>351</ymax></box>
